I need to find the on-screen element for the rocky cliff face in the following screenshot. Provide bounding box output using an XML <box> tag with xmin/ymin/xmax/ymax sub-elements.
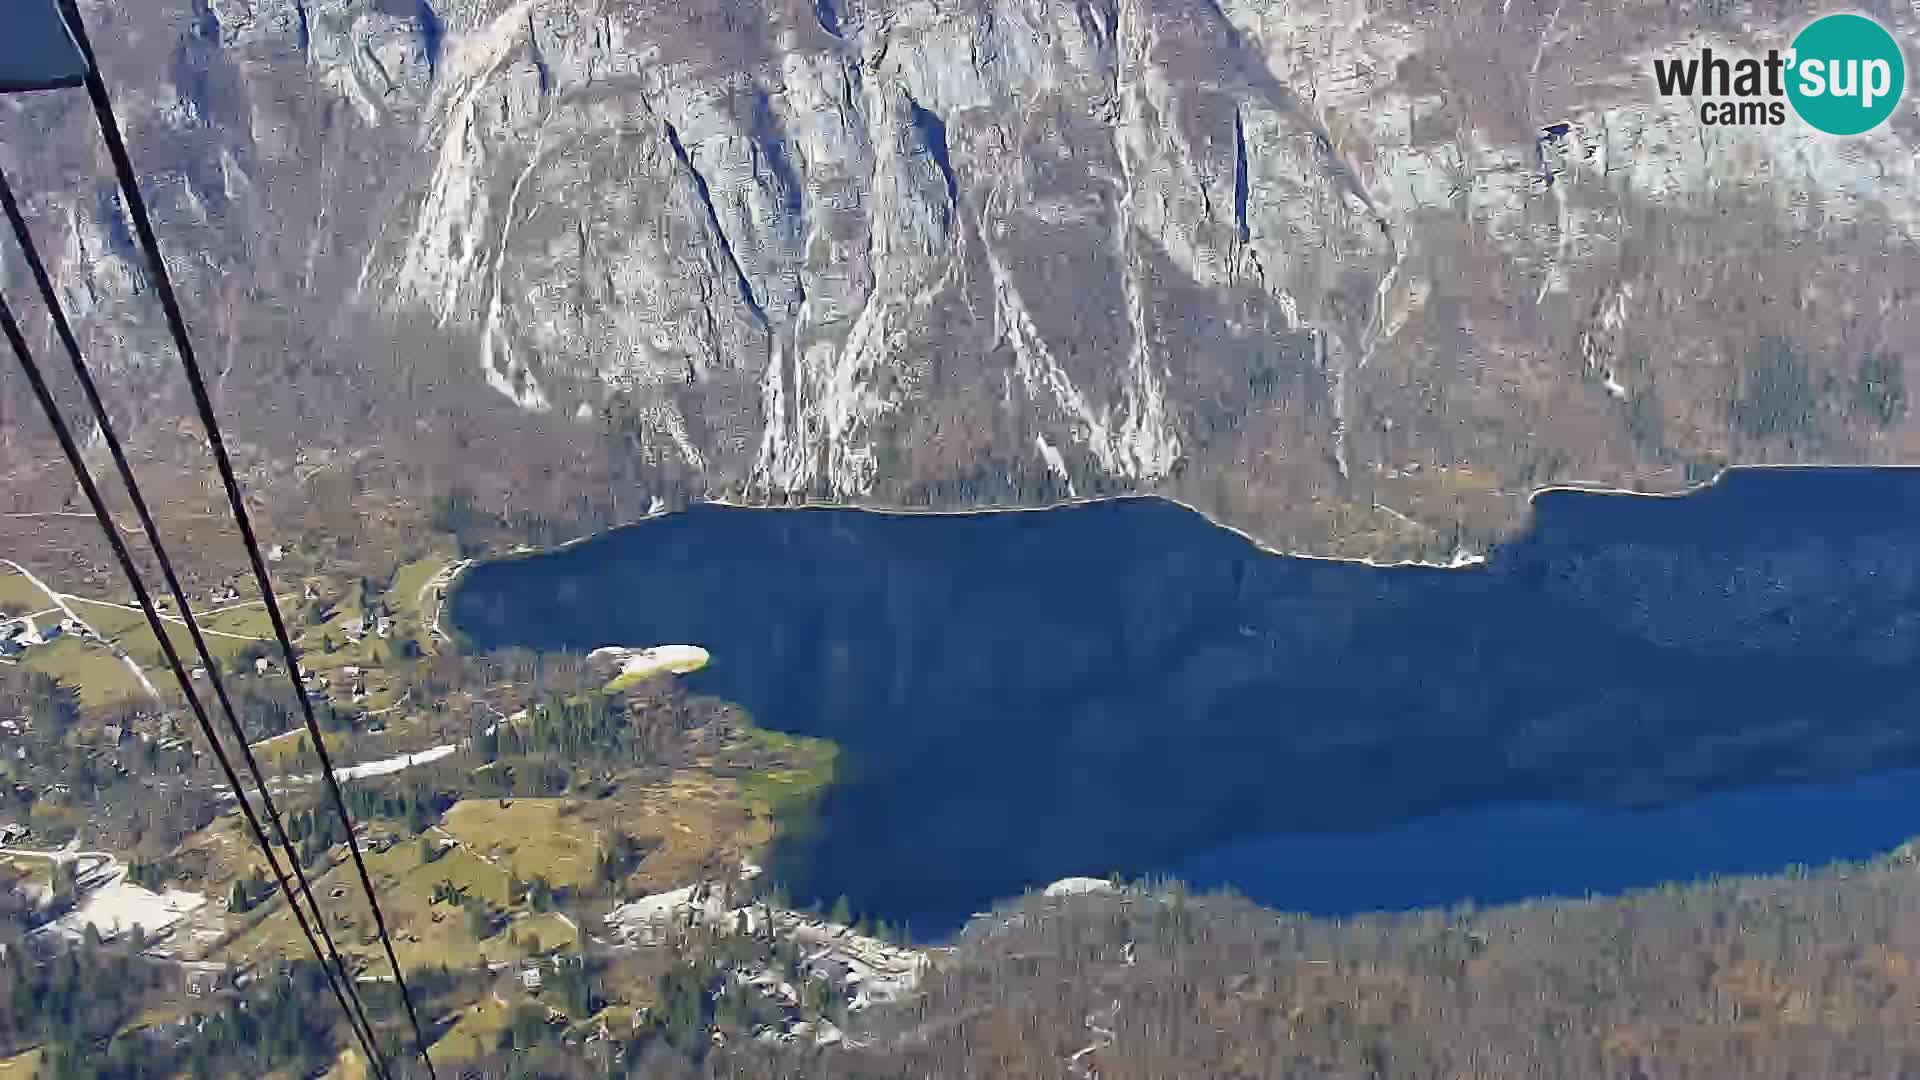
<box><xmin>2</xmin><ymin>0</ymin><xmax>1917</xmax><ymax>563</ymax></box>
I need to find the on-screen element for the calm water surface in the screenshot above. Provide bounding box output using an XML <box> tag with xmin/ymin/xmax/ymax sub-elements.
<box><xmin>452</xmin><ymin>470</ymin><xmax>1920</xmax><ymax>933</ymax></box>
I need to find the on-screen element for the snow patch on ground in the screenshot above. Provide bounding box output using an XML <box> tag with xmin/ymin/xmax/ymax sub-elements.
<box><xmin>28</xmin><ymin>852</ymin><xmax>208</xmax><ymax>948</ymax></box>
<box><xmin>606</xmin><ymin>877</ymin><xmax>927</xmax><ymax>1008</ymax></box>
<box><xmin>1043</xmin><ymin>876</ymin><xmax>1116</xmax><ymax>897</ymax></box>
<box><xmin>589</xmin><ymin>644</ymin><xmax>712</xmax><ymax>682</ymax></box>
<box><xmin>332</xmin><ymin>744</ymin><xmax>458</xmax><ymax>782</ymax></box>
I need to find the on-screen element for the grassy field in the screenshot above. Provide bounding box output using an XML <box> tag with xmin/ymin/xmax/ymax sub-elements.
<box><xmin>173</xmin><ymin>815</ymin><xmax>271</xmax><ymax>902</ymax></box>
<box><xmin>223</xmin><ymin>836</ymin><xmax>530</xmax><ymax>974</ymax></box>
<box><xmin>391</xmin><ymin>553</ymin><xmax>455</xmax><ymax>656</ymax></box>
<box><xmin>248</xmin><ymin>727</ymin><xmax>351</xmax><ymax>774</ymax></box>
<box><xmin>299</xmin><ymin>579</ymin><xmax>374</xmax><ymax>668</ymax></box>
<box><xmin>60</xmin><ymin>598</ymin><xmax>145</xmax><ymax>639</ymax></box>
<box><xmin>0</xmin><ymin>571</ymin><xmax>54</xmax><ymax>615</ymax></box>
<box><xmin>16</xmin><ymin>594</ymin><xmax>278</xmax><ymax>644</ymax></box>
<box><xmin>123</xmin><ymin>1000</ymin><xmax>198</xmax><ymax>1036</ymax></box>
<box><xmin>320</xmin><ymin>1047</ymin><xmax>372</xmax><ymax>1080</ymax></box>
<box><xmin>300</xmin><ymin>584</ymin><xmax>400</xmax><ymax>684</ymax></box>
<box><xmin>2</xmin><ymin>575</ymin><xmax>271</xmax><ymax>706</ymax></box>
<box><xmin>199</xmin><ymin>603</ymin><xmax>278</xmax><ymax>639</ymax></box>
<box><xmin>0</xmin><ymin>853</ymin><xmax>54</xmax><ymax>889</ymax></box>
<box><xmin>118</xmin><ymin>620</ymin><xmax>253</xmax><ymax>671</ymax></box>
<box><xmin>440</xmin><ymin>770</ymin><xmax>780</xmax><ymax>899</ymax></box>
<box><xmin>390</xmin><ymin>555</ymin><xmax>451</xmax><ymax>622</ymax></box>
<box><xmin>439</xmin><ymin>799</ymin><xmax>602</xmax><ymax>890</ymax></box>
<box><xmin>506</xmin><ymin>911</ymin><xmax>577</xmax><ymax>953</ymax></box>
<box><xmin>595</xmin><ymin>774</ymin><xmax>769</xmax><ymax>895</ymax></box>
<box><xmin>431</xmin><ymin>996</ymin><xmax>511</xmax><ymax>1061</ymax></box>
<box><xmin>735</xmin><ymin>724</ymin><xmax>839</xmax><ymax>825</ymax></box>
<box><xmin>62</xmin><ymin>598</ymin><xmax>266</xmax><ymax>670</ymax></box>
<box><xmin>592</xmin><ymin>1004</ymin><xmax>649</xmax><ymax>1037</ymax></box>
<box><xmin>278</xmin><ymin>575</ymin><xmax>415</xmax><ymax>714</ymax></box>
<box><xmin>409</xmin><ymin>839</ymin><xmax>516</xmax><ymax>909</ymax></box>
<box><xmin>300</xmin><ymin>557</ymin><xmax>444</xmax><ymax>670</ymax></box>
<box><xmin>20</xmin><ymin>636</ymin><xmax>148</xmax><ymax>707</ymax></box>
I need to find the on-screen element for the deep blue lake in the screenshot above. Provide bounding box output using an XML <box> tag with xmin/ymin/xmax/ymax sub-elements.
<box><xmin>450</xmin><ymin>469</ymin><xmax>1920</xmax><ymax>934</ymax></box>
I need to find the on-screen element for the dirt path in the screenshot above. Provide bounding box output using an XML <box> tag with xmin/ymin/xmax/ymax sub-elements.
<box><xmin>1</xmin><ymin>559</ymin><xmax>293</xmax><ymax>704</ymax></box>
<box><xmin>0</xmin><ymin>558</ymin><xmax>160</xmax><ymax>702</ymax></box>
<box><xmin>63</xmin><ymin>596</ymin><xmax>274</xmax><ymax>641</ymax></box>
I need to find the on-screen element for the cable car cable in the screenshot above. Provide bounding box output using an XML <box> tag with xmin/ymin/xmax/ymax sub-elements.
<box><xmin>56</xmin><ymin>4</ymin><xmax>441</xmax><ymax>1071</ymax></box>
<box><xmin>0</xmin><ymin>292</ymin><xmax>394</xmax><ymax>1080</ymax></box>
<box><xmin>0</xmin><ymin>165</ymin><xmax>393</xmax><ymax>1080</ymax></box>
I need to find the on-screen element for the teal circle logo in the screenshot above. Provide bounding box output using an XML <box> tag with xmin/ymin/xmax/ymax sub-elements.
<box><xmin>1787</xmin><ymin>13</ymin><xmax>1905</xmax><ymax>135</ymax></box>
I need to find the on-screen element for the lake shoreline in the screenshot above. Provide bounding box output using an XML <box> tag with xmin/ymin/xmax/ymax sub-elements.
<box><xmin>447</xmin><ymin>464</ymin><xmax>1920</xmax><ymax>930</ymax></box>
<box><xmin>473</xmin><ymin>462</ymin><xmax>1920</xmax><ymax>583</ymax></box>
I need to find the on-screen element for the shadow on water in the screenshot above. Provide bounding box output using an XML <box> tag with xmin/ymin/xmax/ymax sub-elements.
<box><xmin>451</xmin><ymin>469</ymin><xmax>1920</xmax><ymax>934</ymax></box>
